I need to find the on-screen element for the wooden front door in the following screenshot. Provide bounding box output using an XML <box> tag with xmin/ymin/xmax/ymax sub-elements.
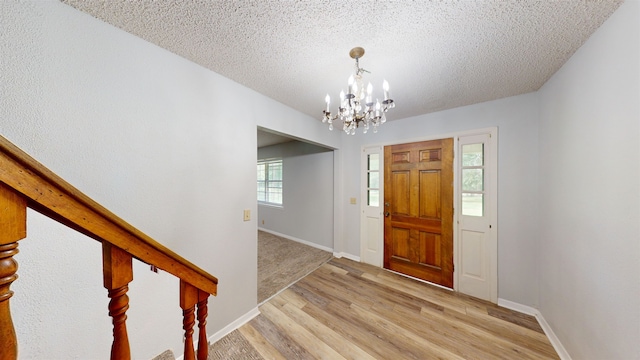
<box><xmin>384</xmin><ymin>138</ymin><xmax>454</xmax><ymax>288</ymax></box>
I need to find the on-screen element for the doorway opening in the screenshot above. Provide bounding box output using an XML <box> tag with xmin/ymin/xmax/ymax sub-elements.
<box><xmin>256</xmin><ymin>127</ymin><xmax>336</xmax><ymax>302</ymax></box>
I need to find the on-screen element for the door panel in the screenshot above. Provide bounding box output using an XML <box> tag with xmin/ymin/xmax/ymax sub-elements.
<box><xmin>364</xmin><ymin>216</ymin><xmax>379</xmax><ymax>251</ymax></box>
<box><xmin>419</xmin><ymin>170</ymin><xmax>440</xmax><ymax>218</ymax></box>
<box><xmin>461</xmin><ymin>230</ymin><xmax>485</xmax><ymax>279</ymax></box>
<box><xmin>391</xmin><ymin>227</ymin><xmax>411</xmax><ymax>260</ymax></box>
<box><xmin>384</xmin><ymin>138</ymin><xmax>454</xmax><ymax>288</ymax></box>
<box><xmin>391</xmin><ymin>171</ymin><xmax>410</xmax><ymax>216</ymax></box>
<box><xmin>420</xmin><ymin>232</ymin><xmax>441</xmax><ymax>267</ymax></box>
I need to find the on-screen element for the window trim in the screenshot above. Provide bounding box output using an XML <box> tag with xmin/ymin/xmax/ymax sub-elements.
<box><xmin>257</xmin><ymin>158</ymin><xmax>283</xmax><ymax>207</ymax></box>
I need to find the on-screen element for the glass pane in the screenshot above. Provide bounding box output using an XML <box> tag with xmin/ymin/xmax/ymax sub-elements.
<box><xmin>368</xmin><ymin>154</ymin><xmax>379</xmax><ymax>171</ymax></box>
<box><xmin>257</xmin><ymin>164</ymin><xmax>265</xmax><ymax>181</ymax></box>
<box><xmin>267</xmin><ymin>187</ymin><xmax>282</xmax><ymax>204</ymax></box>
<box><xmin>462</xmin><ymin>193</ymin><xmax>483</xmax><ymax>216</ymax></box>
<box><xmin>462</xmin><ymin>143</ymin><xmax>483</xmax><ymax>167</ymax></box>
<box><xmin>462</xmin><ymin>169</ymin><xmax>483</xmax><ymax>191</ymax></box>
<box><xmin>257</xmin><ymin>181</ymin><xmax>266</xmax><ymax>202</ymax></box>
<box><xmin>368</xmin><ymin>190</ymin><xmax>379</xmax><ymax>207</ymax></box>
<box><xmin>368</xmin><ymin>171</ymin><xmax>379</xmax><ymax>189</ymax></box>
<box><xmin>268</xmin><ymin>162</ymin><xmax>282</xmax><ymax>181</ymax></box>
<box><xmin>268</xmin><ymin>181</ymin><xmax>282</xmax><ymax>192</ymax></box>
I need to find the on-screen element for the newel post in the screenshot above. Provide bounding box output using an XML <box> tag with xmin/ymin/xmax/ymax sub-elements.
<box><xmin>0</xmin><ymin>183</ymin><xmax>27</xmax><ymax>360</ymax></box>
<box><xmin>102</xmin><ymin>243</ymin><xmax>133</xmax><ymax>360</ymax></box>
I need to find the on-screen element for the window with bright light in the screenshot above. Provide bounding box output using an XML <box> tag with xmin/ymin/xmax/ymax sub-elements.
<box><xmin>461</xmin><ymin>143</ymin><xmax>484</xmax><ymax>216</ymax></box>
<box><xmin>367</xmin><ymin>153</ymin><xmax>380</xmax><ymax>207</ymax></box>
<box><xmin>257</xmin><ymin>159</ymin><xmax>283</xmax><ymax>206</ymax></box>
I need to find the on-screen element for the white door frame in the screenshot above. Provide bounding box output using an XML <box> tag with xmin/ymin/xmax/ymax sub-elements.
<box><xmin>359</xmin><ymin>127</ymin><xmax>498</xmax><ymax>301</ymax></box>
<box><xmin>456</xmin><ymin>130</ymin><xmax>498</xmax><ymax>303</ymax></box>
<box><xmin>360</xmin><ymin>146</ymin><xmax>384</xmax><ymax>267</ymax></box>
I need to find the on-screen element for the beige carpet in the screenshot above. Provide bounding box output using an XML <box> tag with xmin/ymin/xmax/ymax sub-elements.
<box><xmin>208</xmin><ymin>329</ymin><xmax>263</xmax><ymax>359</ymax></box>
<box><xmin>257</xmin><ymin>230</ymin><xmax>333</xmax><ymax>303</ymax></box>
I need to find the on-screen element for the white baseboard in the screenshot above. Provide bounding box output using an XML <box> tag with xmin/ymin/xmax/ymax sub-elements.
<box><xmin>535</xmin><ymin>312</ymin><xmax>572</xmax><ymax>360</ymax></box>
<box><xmin>209</xmin><ymin>306</ymin><xmax>261</xmax><ymax>344</ymax></box>
<box><xmin>497</xmin><ymin>298</ymin><xmax>538</xmax><ymax>316</ymax></box>
<box><xmin>258</xmin><ymin>228</ymin><xmax>333</xmax><ymax>253</ymax></box>
<box><xmin>498</xmin><ymin>298</ymin><xmax>572</xmax><ymax>360</ymax></box>
<box><xmin>175</xmin><ymin>306</ymin><xmax>260</xmax><ymax>360</ymax></box>
<box><xmin>333</xmin><ymin>252</ymin><xmax>360</xmax><ymax>262</ymax></box>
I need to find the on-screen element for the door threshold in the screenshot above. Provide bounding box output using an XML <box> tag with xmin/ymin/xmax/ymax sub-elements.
<box><xmin>384</xmin><ymin>267</ymin><xmax>454</xmax><ymax>292</ymax></box>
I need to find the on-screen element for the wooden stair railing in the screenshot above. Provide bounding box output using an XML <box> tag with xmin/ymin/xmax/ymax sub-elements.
<box><xmin>0</xmin><ymin>135</ymin><xmax>218</xmax><ymax>360</ymax></box>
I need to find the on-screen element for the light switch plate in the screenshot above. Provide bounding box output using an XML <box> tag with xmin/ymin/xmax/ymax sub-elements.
<box><xmin>243</xmin><ymin>209</ymin><xmax>250</xmax><ymax>221</ymax></box>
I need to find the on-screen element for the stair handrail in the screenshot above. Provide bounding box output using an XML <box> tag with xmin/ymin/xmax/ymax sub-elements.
<box><xmin>0</xmin><ymin>134</ymin><xmax>217</xmax><ymax>360</ymax></box>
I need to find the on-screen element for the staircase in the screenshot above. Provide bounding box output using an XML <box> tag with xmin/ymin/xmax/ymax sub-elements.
<box><xmin>0</xmin><ymin>135</ymin><xmax>218</xmax><ymax>360</ymax></box>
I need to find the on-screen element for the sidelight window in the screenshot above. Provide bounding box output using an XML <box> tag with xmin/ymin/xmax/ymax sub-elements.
<box><xmin>461</xmin><ymin>143</ymin><xmax>484</xmax><ymax>216</ymax></box>
<box><xmin>367</xmin><ymin>153</ymin><xmax>380</xmax><ymax>207</ymax></box>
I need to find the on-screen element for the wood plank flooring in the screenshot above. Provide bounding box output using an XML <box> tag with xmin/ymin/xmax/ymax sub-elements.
<box><xmin>238</xmin><ymin>257</ymin><xmax>559</xmax><ymax>359</ymax></box>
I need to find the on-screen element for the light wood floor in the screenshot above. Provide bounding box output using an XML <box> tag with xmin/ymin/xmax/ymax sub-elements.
<box><xmin>239</xmin><ymin>257</ymin><xmax>559</xmax><ymax>359</ymax></box>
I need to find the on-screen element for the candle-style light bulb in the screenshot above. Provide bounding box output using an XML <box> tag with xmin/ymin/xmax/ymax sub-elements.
<box><xmin>348</xmin><ymin>75</ymin><xmax>354</xmax><ymax>95</ymax></box>
<box><xmin>383</xmin><ymin>80</ymin><xmax>390</xmax><ymax>100</ymax></box>
<box><xmin>325</xmin><ymin>94</ymin><xmax>330</xmax><ymax>112</ymax></box>
<box><xmin>366</xmin><ymin>82</ymin><xmax>373</xmax><ymax>105</ymax></box>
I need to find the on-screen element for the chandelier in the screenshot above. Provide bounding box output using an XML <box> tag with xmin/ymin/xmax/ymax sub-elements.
<box><xmin>322</xmin><ymin>47</ymin><xmax>395</xmax><ymax>135</ymax></box>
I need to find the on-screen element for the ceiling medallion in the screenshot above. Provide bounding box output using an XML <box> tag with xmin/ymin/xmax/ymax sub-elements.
<box><xmin>322</xmin><ymin>47</ymin><xmax>395</xmax><ymax>135</ymax></box>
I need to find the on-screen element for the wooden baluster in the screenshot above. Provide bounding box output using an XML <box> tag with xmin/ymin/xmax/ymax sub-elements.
<box><xmin>180</xmin><ymin>280</ymin><xmax>198</xmax><ymax>360</ymax></box>
<box><xmin>0</xmin><ymin>183</ymin><xmax>27</xmax><ymax>360</ymax></box>
<box><xmin>102</xmin><ymin>243</ymin><xmax>133</xmax><ymax>360</ymax></box>
<box><xmin>196</xmin><ymin>290</ymin><xmax>209</xmax><ymax>360</ymax></box>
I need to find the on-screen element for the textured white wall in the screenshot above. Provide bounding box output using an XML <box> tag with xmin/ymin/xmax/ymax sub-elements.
<box><xmin>258</xmin><ymin>142</ymin><xmax>334</xmax><ymax>249</ymax></box>
<box><xmin>0</xmin><ymin>2</ymin><xmax>314</xmax><ymax>359</ymax></box>
<box><xmin>338</xmin><ymin>92</ymin><xmax>541</xmax><ymax>307</ymax></box>
<box><xmin>3</xmin><ymin>1</ymin><xmax>637</xmax><ymax>359</ymax></box>
<box><xmin>538</xmin><ymin>1</ymin><xmax>640</xmax><ymax>358</ymax></box>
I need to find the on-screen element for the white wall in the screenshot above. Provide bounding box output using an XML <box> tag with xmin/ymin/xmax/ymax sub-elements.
<box><xmin>338</xmin><ymin>92</ymin><xmax>541</xmax><ymax>307</ymax></box>
<box><xmin>0</xmin><ymin>2</ymin><xmax>317</xmax><ymax>358</ymax></box>
<box><xmin>537</xmin><ymin>1</ymin><xmax>640</xmax><ymax>358</ymax></box>
<box><xmin>258</xmin><ymin>141</ymin><xmax>334</xmax><ymax>249</ymax></box>
<box><xmin>3</xmin><ymin>1</ymin><xmax>637</xmax><ymax>359</ymax></box>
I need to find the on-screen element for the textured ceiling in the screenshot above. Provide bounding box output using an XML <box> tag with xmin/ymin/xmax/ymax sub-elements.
<box><xmin>62</xmin><ymin>0</ymin><xmax>623</xmax><ymax>122</ymax></box>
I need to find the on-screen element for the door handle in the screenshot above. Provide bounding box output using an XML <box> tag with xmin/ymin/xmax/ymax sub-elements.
<box><xmin>385</xmin><ymin>211</ymin><xmax>390</xmax><ymax>217</ymax></box>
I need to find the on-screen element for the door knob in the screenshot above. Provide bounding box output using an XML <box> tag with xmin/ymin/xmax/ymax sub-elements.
<box><xmin>385</xmin><ymin>211</ymin><xmax>390</xmax><ymax>217</ymax></box>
